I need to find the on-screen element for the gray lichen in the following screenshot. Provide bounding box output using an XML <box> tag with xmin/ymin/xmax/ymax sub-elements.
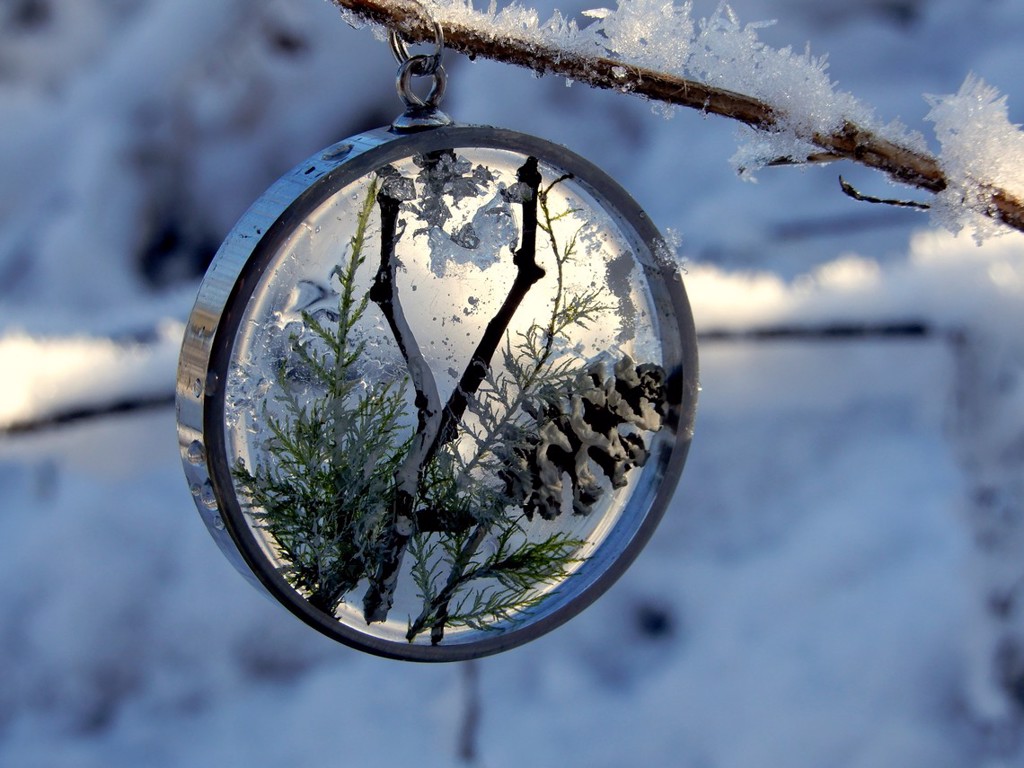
<box><xmin>502</xmin><ymin>356</ymin><xmax>667</xmax><ymax>520</ymax></box>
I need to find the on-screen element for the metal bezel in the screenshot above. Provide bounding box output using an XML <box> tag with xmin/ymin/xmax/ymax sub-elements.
<box><xmin>176</xmin><ymin>124</ymin><xmax>699</xmax><ymax>661</ymax></box>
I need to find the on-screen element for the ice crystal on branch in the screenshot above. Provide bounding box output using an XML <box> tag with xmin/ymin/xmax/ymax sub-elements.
<box><xmin>424</xmin><ymin>0</ymin><xmax>906</xmax><ymax>167</ymax></box>
<box><xmin>329</xmin><ymin>0</ymin><xmax>1024</xmax><ymax>235</ymax></box>
<box><xmin>583</xmin><ymin>0</ymin><xmax>694</xmax><ymax>71</ymax></box>
<box><xmin>926</xmin><ymin>75</ymin><xmax>1024</xmax><ymax>241</ymax></box>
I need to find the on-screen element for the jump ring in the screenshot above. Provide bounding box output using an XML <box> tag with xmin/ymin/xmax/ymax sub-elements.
<box><xmin>387</xmin><ymin>3</ymin><xmax>444</xmax><ymax>75</ymax></box>
<box><xmin>396</xmin><ymin>54</ymin><xmax>447</xmax><ymax>109</ymax></box>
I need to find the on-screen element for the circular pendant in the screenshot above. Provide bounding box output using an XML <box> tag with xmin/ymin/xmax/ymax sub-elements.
<box><xmin>177</xmin><ymin>124</ymin><xmax>698</xmax><ymax>660</ymax></box>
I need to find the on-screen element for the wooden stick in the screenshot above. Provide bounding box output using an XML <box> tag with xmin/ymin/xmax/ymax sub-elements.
<box><xmin>329</xmin><ymin>0</ymin><xmax>1024</xmax><ymax>235</ymax></box>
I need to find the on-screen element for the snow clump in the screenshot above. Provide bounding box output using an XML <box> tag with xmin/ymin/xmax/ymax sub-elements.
<box><xmin>926</xmin><ymin>75</ymin><xmax>1024</xmax><ymax>242</ymax></box>
<box><xmin>426</xmin><ymin>0</ymin><xmax>917</xmax><ymax>176</ymax></box>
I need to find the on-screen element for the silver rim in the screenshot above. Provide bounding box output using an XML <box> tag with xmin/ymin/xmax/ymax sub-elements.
<box><xmin>176</xmin><ymin>124</ymin><xmax>699</xmax><ymax>661</ymax></box>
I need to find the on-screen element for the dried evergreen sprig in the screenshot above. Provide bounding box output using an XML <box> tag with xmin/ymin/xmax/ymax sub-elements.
<box><xmin>409</xmin><ymin>524</ymin><xmax>584</xmax><ymax>639</ymax></box>
<box><xmin>233</xmin><ymin>181</ymin><xmax>412</xmax><ymax>614</ymax></box>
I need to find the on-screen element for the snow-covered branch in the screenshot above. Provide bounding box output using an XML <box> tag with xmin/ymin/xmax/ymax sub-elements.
<box><xmin>329</xmin><ymin>0</ymin><xmax>1024</xmax><ymax>237</ymax></box>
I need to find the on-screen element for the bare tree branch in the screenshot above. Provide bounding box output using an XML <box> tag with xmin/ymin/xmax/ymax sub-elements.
<box><xmin>328</xmin><ymin>0</ymin><xmax>1024</xmax><ymax>235</ymax></box>
<box><xmin>1</xmin><ymin>394</ymin><xmax>176</xmax><ymax>435</ymax></box>
<box><xmin>0</xmin><ymin>324</ymin><xmax>944</xmax><ymax>437</ymax></box>
<box><xmin>838</xmin><ymin>176</ymin><xmax>930</xmax><ymax>210</ymax></box>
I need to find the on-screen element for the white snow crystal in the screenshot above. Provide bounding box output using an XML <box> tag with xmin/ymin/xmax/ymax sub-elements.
<box><xmin>426</xmin><ymin>0</ymin><xmax>912</xmax><ymax>177</ymax></box>
<box><xmin>926</xmin><ymin>75</ymin><xmax>1024</xmax><ymax>242</ymax></box>
<box><xmin>586</xmin><ymin>0</ymin><xmax>694</xmax><ymax>71</ymax></box>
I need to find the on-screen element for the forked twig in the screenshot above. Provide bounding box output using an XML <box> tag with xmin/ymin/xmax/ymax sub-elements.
<box><xmin>364</xmin><ymin>156</ymin><xmax>547</xmax><ymax>624</ymax></box>
<box><xmin>838</xmin><ymin>176</ymin><xmax>930</xmax><ymax>210</ymax></box>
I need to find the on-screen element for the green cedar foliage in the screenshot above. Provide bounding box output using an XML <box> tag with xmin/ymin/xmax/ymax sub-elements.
<box><xmin>234</xmin><ymin>169</ymin><xmax>618</xmax><ymax>644</ymax></box>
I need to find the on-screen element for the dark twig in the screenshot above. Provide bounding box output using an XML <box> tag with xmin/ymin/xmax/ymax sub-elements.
<box><xmin>368</xmin><ymin>193</ymin><xmax>443</xmax><ymax>437</ymax></box>
<box><xmin>434</xmin><ymin>156</ymin><xmax>545</xmax><ymax>453</ymax></box>
<box><xmin>839</xmin><ymin>176</ymin><xmax>930</xmax><ymax>210</ymax></box>
<box><xmin>458</xmin><ymin>660</ymin><xmax>482</xmax><ymax>764</ymax></box>
<box><xmin>329</xmin><ymin>0</ymin><xmax>1024</xmax><ymax>236</ymax></box>
<box><xmin>364</xmin><ymin>158</ymin><xmax>545</xmax><ymax>624</ymax></box>
<box><xmin>407</xmin><ymin>156</ymin><xmax>546</xmax><ymax>643</ymax></box>
<box><xmin>697</xmin><ymin>321</ymin><xmax>934</xmax><ymax>342</ymax></box>
<box><xmin>364</xmin><ymin>190</ymin><xmax>445</xmax><ymax>623</ymax></box>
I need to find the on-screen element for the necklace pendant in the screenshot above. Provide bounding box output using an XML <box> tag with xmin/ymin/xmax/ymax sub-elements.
<box><xmin>177</xmin><ymin>121</ymin><xmax>698</xmax><ymax>660</ymax></box>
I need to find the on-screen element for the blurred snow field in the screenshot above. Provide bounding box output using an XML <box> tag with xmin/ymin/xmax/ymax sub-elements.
<box><xmin>1</xmin><ymin>0</ymin><xmax>1024</xmax><ymax>765</ymax></box>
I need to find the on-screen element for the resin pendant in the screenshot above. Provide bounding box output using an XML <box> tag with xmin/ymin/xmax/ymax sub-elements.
<box><xmin>176</xmin><ymin>123</ymin><xmax>698</xmax><ymax>660</ymax></box>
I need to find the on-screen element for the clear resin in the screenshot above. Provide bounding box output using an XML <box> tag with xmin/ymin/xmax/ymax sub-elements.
<box><xmin>179</xmin><ymin>127</ymin><xmax>697</xmax><ymax>659</ymax></box>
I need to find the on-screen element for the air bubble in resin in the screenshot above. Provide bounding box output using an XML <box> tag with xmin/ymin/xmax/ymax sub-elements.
<box><xmin>200</xmin><ymin>485</ymin><xmax>218</xmax><ymax>511</ymax></box>
<box><xmin>186</xmin><ymin>440</ymin><xmax>205</xmax><ymax>465</ymax></box>
<box><xmin>205</xmin><ymin>370</ymin><xmax>220</xmax><ymax>396</ymax></box>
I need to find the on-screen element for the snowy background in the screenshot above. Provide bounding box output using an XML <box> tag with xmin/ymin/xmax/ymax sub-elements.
<box><xmin>2</xmin><ymin>0</ymin><xmax>1024</xmax><ymax>765</ymax></box>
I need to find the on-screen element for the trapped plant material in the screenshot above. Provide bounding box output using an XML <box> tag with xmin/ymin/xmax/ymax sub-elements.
<box><xmin>2</xmin><ymin>0</ymin><xmax>1024</xmax><ymax>764</ymax></box>
<box><xmin>185</xmin><ymin>131</ymin><xmax>695</xmax><ymax>656</ymax></box>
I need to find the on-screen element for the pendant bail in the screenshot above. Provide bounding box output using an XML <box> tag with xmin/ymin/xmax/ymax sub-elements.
<box><xmin>388</xmin><ymin>2</ymin><xmax>453</xmax><ymax>131</ymax></box>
